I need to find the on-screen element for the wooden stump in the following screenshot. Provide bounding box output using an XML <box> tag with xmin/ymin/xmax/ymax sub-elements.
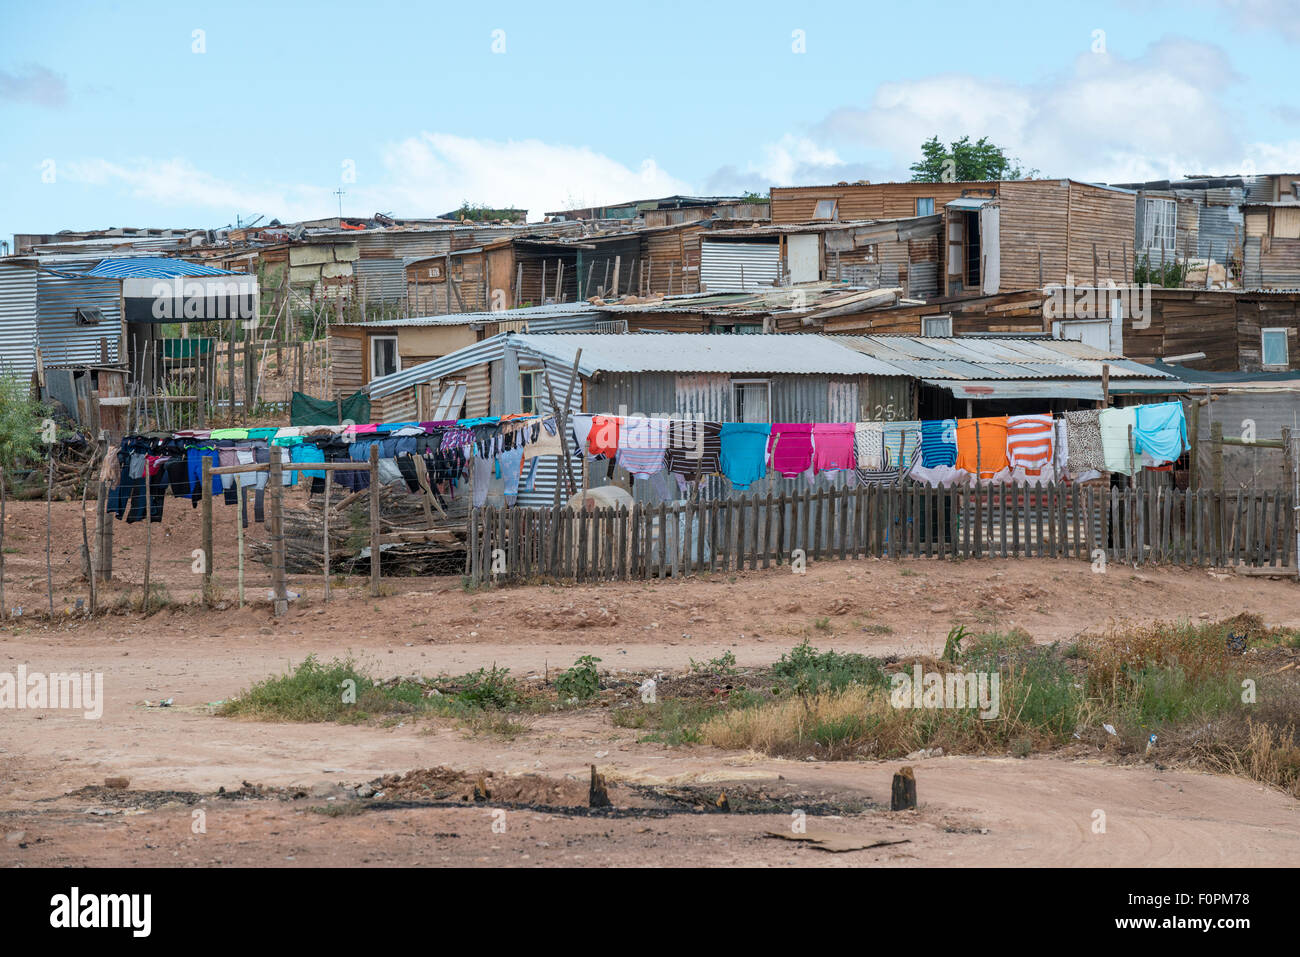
<box><xmin>891</xmin><ymin>766</ymin><xmax>917</xmax><ymax>811</ymax></box>
<box><xmin>588</xmin><ymin>764</ymin><xmax>611</xmax><ymax>808</ymax></box>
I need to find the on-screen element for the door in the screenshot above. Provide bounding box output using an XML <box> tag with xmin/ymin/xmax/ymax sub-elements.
<box><xmin>786</xmin><ymin>234</ymin><xmax>821</xmax><ymax>284</ymax></box>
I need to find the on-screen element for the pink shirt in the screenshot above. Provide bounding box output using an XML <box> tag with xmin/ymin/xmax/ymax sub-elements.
<box><xmin>812</xmin><ymin>423</ymin><xmax>856</xmax><ymax>473</ymax></box>
<box><xmin>767</xmin><ymin>423</ymin><xmax>814</xmax><ymax>477</ymax></box>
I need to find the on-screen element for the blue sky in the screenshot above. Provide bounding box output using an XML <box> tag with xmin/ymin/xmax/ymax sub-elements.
<box><xmin>2</xmin><ymin>0</ymin><xmax>1298</xmax><ymax>240</ymax></box>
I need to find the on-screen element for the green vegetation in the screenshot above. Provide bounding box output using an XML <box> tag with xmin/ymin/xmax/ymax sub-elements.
<box><xmin>909</xmin><ymin>135</ymin><xmax>1035</xmax><ymax>182</ymax></box>
<box><xmin>689</xmin><ymin>650</ymin><xmax>737</xmax><ymax>675</ymax></box>
<box><xmin>555</xmin><ymin>655</ymin><xmax>602</xmax><ymax>702</ymax></box>
<box><xmin>1134</xmin><ymin>252</ymin><xmax>1190</xmax><ymax>287</ymax></box>
<box><xmin>0</xmin><ymin>373</ymin><xmax>52</xmax><ymax>481</ymax></box>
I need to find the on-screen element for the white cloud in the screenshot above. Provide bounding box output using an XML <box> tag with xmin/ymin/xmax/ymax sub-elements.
<box><xmin>376</xmin><ymin>133</ymin><xmax>689</xmax><ymax>217</ymax></box>
<box><xmin>58</xmin><ymin>134</ymin><xmax>692</xmax><ymax>223</ymax></box>
<box><xmin>724</xmin><ymin>37</ymin><xmax>1291</xmax><ymax>187</ymax></box>
<box><xmin>1214</xmin><ymin>0</ymin><xmax>1300</xmax><ymax>42</ymax></box>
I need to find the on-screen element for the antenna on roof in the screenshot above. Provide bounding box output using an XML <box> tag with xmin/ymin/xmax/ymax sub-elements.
<box><xmin>335</xmin><ymin>188</ymin><xmax>346</xmax><ymax>218</ymax></box>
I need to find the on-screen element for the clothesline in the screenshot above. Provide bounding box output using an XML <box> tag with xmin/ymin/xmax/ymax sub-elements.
<box><xmin>104</xmin><ymin>402</ymin><xmax>1190</xmax><ymax>526</ymax></box>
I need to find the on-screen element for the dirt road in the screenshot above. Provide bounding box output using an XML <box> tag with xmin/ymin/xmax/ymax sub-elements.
<box><xmin>2</xmin><ymin>500</ymin><xmax>1299</xmax><ymax>867</ymax></box>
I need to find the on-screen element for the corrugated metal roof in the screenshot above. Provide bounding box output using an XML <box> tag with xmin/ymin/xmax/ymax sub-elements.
<box><xmin>81</xmin><ymin>257</ymin><xmax>236</xmax><ymax>278</ymax></box>
<box><xmin>508</xmin><ymin>333</ymin><xmax>903</xmax><ymax>378</ymax></box>
<box><xmin>928</xmin><ymin>378</ymin><xmax>1188</xmax><ymax>400</ymax></box>
<box><xmin>834</xmin><ymin>335</ymin><xmax>1173</xmax><ymax>380</ymax></box>
<box><xmin>336</xmin><ymin>302</ymin><xmax>601</xmax><ymax>329</ymax></box>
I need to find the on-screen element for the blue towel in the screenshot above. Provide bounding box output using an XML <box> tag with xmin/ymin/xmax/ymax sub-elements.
<box><xmin>1134</xmin><ymin>402</ymin><xmax>1188</xmax><ymax>464</ymax></box>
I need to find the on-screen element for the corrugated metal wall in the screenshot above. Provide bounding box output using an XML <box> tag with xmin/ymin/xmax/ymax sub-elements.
<box><xmin>354</xmin><ymin>258</ymin><xmax>407</xmax><ymax>303</ymax></box>
<box><xmin>700</xmin><ymin>240</ymin><xmax>780</xmax><ymax>291</ymax></box>
<box><xmin>36</xmin><ymin>268</ymin><xmax>122</xmax><ymax>367</ymax></box>
<box><xmin>0</xmin><ymin>263</ymin><xmax>39</xmax><ymax>379</ymax></box>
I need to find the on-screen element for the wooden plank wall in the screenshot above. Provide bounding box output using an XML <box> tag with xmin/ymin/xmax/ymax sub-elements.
<box><xmin>329</xmin><ymin>330</ymin><xmax>364</xmax><ymax>396</ymax></box>
<box><xmin>770</xmin><ymin>182</ymin><xmax>992</xmax><ymax>222</ymax></box>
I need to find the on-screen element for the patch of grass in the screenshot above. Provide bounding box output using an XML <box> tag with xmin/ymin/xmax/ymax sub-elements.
<box><xmin>770</xmin><ymin>639</ymin><xmax>888</xmax><ymax>697</ymax></box>
<box><xmin>438</xmin><ymin>665</ymin><xmax>520</xmax><ymax>710</ymax></box>
<box><xmin>812</xmin><ymin>616</ymin><xmax>831</xmax><ymax>632</ymax></box>
<box><xmin>614</xmin><ymin>698</ymin><xmax>724</xmax><ymax>745</ymax></box>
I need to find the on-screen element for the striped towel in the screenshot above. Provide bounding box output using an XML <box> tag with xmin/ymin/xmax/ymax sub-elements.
<box><xmin>1006</xmin><ymin>414</ymin><xmax>1054</xmax><ymax>475</ymax></box>
<box><xmin>853</xmin><ymin>422</ymin><xmax>885</xmax><ymax>470</ymax></box>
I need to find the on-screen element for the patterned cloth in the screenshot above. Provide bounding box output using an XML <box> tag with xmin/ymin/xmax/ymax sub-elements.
<box><xmin>1063</xmin><ymin>410</ymin><xmax>1106</xmax><ymax>474</ymax></box>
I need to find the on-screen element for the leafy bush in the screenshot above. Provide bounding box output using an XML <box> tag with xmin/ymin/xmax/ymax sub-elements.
<box><xmin>770</xmin><ymin>640</ymin><xmax>887</xmax><ymax>696</ymax></box>
<box><xmin>555</xmin><ymin>655</ymin><xmax>602</xmax><ymax>702</ymax></box>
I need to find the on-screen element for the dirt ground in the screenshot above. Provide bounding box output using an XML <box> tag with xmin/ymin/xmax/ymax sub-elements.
<box><xmin>2</xmin><ymin>499</ymin><xmax>1299</xmax><ymax>868</ymax></box>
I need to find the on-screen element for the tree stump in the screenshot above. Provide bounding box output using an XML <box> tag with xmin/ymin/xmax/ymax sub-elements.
<box><xmin>589</xmin><ymin>764</ymin><xmax>611</xmax><ymax>808</ymax></box>
<box><xmin>891</xmin><ymin>766</ymin><xmax>917</xmax><ymax>811</ymax></box>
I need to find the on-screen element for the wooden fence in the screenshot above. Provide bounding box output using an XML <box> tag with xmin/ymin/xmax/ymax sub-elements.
<box><xmin>466</xmin><ymin>483</ymin><xmax>1297</xmax><ymax>585</ymax></box>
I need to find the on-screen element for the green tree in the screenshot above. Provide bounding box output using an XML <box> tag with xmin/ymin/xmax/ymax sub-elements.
<box><xmin>0</xmin><ymin>373</ymin><xmax>50</xmax><ymax>480</ymax></box>
<box><xmin>909</xmin><ymin>135</ymin><xmax>1034</xmax><ymax>183</ymax></box>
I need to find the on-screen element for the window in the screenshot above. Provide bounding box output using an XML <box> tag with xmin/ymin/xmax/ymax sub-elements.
<box><xmin>1262</xmin><ymin>328</ymin><xmax>1289</xmax><ymax>368</ymax></box>
<box><xmin>431</xmin><ymin>380</ymin><xmax>467</xmax><ymax>420</ymax></box>
<box><xmin>75</xmin><ymin>306</ymin><xmax>103</xmax><ymax>325</ymax></box>
<box><xmin>370</xmin><ymin>336</ymin><xmax>399</xmax><ymax>379</ymax></box>
<box><xmin>519</xmin><ymin>369</ymin><xmax>543</xmax><ymax>413</ymax></box>
<box><xmin>1142</xmin><ymin>198</ymin><xmax>1176</xmax><ymax>253</ymax></box>
<box><xmin>915</xmin><ymin>197</ymin><xmax>935</xmax><ymax>216</ymax></box>
<box><xmin>812</xmin><ymin>199</ymin><xmax>838</xmax><ymax>221</ymax></box>
<box><xmin>922</xmin><ymin>315</ymin><xmax>952</xmax><ymax>337</ymax></box>
<box><xmin>732</xmin><ymin>379</ymin><xmax>771</xmax><ymax>423</ymax></box>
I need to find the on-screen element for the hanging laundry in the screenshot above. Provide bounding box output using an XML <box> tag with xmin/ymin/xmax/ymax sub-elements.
<box><xmin>523</xmin><ymin>417</ymin><xmax>564</xmax><ymax>459</ymax></box>
<box><xmin>812</xmin><ymin>423</ymin><xmax>856</xmax><ymax>473</ymax></box>
<box><xmin>498</xmin><ymin>446</ymin><xmax>525</xmax><ymax>504</ymax></box>
<box><xmin>853</xmin><ymin>423</ymin><xmax>885</xmax><ymax>471</ymax></box>
<box><xmin>587</xmin><ymin>415</ymin><xmax>620</xmax><ymax>457</ymax></box>
<box><xmin>767</xmin><ymin>423</ymin><xmax>814</xmax><ymax>477</ymax></box>
<box><xmin>664</xmin><ymin>418</ymin><xmax>721</xmax><ymax>478</ymax></box>
<box><xmin>1005</xmin><ymin>414</ymin><xmax>1055</xmax><ymax>475</ymax></box>
<box><xmin>1134</xmin><ymin>401</ymin><xmax>1188</xmax><ymax>464</ymax></box>
<box><xmin>719</xmin><ymin>422</ymin><xmax>771</xmax><ymax>490</ymax></box>
<box><xmin>955</xmin><ymin>417</ymin><xmax>1010</xmax><ymax>480</ymax></box>
<box><xmin>1099</xmin><ymin>407</ymin><xmax>1139</xmax><ymax>474</ymax></box>
<box><xmin>1063</xmin><ymin>409</ymin><xmax>1106</xmax><ymax>474</ymax></box>
<box><xmin>919</xmin><ymin>419</ymin><xmax>958</xmax><ymax>468</ymax></box>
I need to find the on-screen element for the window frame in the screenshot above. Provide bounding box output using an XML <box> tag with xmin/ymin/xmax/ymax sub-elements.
<box><xmin>1261</xmin><ymin>327</ymin><xmax>1290</xmax><ymax>369</ymax></box>
<box><xmin>1142</xmin><ymin>197</ymin><xmax>1177</xmax><ymax>253</ymax></box>
<box><xmin>812</xmin><ymin>199</ymin><xmax>838</xmax><ymax>221</ymax></box>
<box><xmin>922</xmin><ymin>314</ymin><xmax>953</xmax><ymax>337</ymax></box>
<box><xmin>519</xmin><ymin>368</ymin><xmax>543</xmax><ymax>414</ymax></box>
<box><xmin>369</xmin><ymin>335</ymin><xmax>400</xmax><ymax>380</ymax></box>
<box><xmin>731</xmin><ymin>377</ymin><xmax>772</xmax><ymax>423</ymax></box>
<box><xmin>915</xmin><ymin>197</ymin><xmax>935</xmax><ymax>216</ymax></box>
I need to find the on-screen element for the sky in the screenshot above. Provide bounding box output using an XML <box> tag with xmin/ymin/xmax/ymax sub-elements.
<box><xmin>1</xmin><ymin>0</ymin><xmax>1299</xmax><ymax>241</ymax></box>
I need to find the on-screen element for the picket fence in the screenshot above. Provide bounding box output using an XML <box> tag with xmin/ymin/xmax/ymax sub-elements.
<box><xmin>465</xmin><ymin>483</ymin><xmax>1297</xmax><ymax>585</ymax></box>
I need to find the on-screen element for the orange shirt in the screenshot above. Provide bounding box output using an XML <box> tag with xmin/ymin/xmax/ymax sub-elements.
<box><xmin>955</xmin><ymin>417</ymin><xmax>1009</xmax><ymax>478</ymax></box>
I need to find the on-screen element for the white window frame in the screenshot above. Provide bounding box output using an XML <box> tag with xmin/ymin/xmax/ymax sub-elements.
<box><xmin>370</xmin><ymin>335</ymin><xmax>400</xmax><ymax>380</ymax></box>
<box><xmin>731</xmin><ymin>378</ymin><xmax>772</xmax><ymax>423</ymax></box>
<box><xmin>915</xmin><ymin>197</ymin><xmax>935</xmax><ymax>216</ymax></box>
<box><xmin>1142</xmin><ymin>198</ymin><xmax>1177</xmax><ymax>253</ymax></box>
<box><xmin>922</xmin><ymin>314</ymin><xmax>953</xmax><ymax>337</ymax></box>
<box><xmin>1261</xmin><ymin>327</ymin><xmax>1289</xmax><ymax>369</ymax></box>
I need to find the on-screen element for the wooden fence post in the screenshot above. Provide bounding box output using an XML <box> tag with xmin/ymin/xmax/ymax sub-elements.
<box><xmin>269</xmin><ymin>446</ymin><xmax>287</xmax><ymax>616</ymax></box>
<box><xmin>369</xmin><ymin>443</ymin><xmax>381</xmax><ymax>596</ymax></box>
<box><xmin>142</xmin><ymin>464</ymin><xmax>153</xmax><ymax>614</ymax></box>
<box><xmin>201</xmin><ymin>456</ymin><xmax>214</xmax><ymax>605</ymax></box>
<box><xmin>323</xmin><ymin>470</ymin><xmax>332</xmax><ymax>601</ymax></box>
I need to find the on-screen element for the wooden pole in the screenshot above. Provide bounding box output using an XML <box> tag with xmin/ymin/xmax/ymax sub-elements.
<box><xmin>45</xmin><ymin>451</ymin><xmax>54</xmax><ymax>617</ymax></box>
<box><xmin>891</xmin><ymin>766</ymin><xmax>917</xmax><ymax>811</ymax></box>
<box><xmin>270</xmin><ymin>446</ymin><xmax>287</xmax><ymax>616</ymax></box>
<box><xmin>369</xmin><ymin>443</ymin><xmax>381</xmax><ymax>596</ymax></box>
<box><xmin>0</xmin><ymin>465</ymin><xmax>6</xmax><ymax>619</ymax></box>
<box><xmin>236</xmin><ymin>480</ymin><xmax>245</xmax><ymax>609</ymax></box>
<box><xmin>142</xmin><ymin>462</ymin><xmax>153</xmax><ymax>614</ymax></box>
<box><xmin>201</xmin><ymin>456</ymin><xmax>214</xmax><ymax>605</ymax></box>
<box><xmin>323</xmin><ymin>469</ymin><xmax>332</xmax><ymax>602</ymax></box>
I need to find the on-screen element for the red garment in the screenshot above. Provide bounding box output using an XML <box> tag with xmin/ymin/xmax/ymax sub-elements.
<box><xmin>588</xmin><ymin>415</ymin><xmax>621</xmax><ymax>457</ymax></box>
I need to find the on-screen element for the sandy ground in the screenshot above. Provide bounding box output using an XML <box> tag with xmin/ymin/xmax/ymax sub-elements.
<box><xmin>2</xmin><ymin>499</ymin><xmax>1299</xmax><ymax>867</ymax></box>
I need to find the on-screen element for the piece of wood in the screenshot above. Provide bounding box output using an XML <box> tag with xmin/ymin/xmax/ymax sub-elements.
<box><xmin>270</xmin><ymin>446</ymin><xmax>287</xmax><ymax>616</ymax></box>
<box><xmin>368</xmin><ymin>443</ymin><xmax>381</xmax><ymax>596</ymax></box>
<box><xmin>323</xmin><ymin>470</ymin><xmax>332</xmax><ymax>600</ymax></box>
<box><xmin>235</xmin><ymin>479</ymin><xmax>245</xmax><ymax>609</ymax></box>
<box><xmin>201</xmin><ymin>457</ymin><xmax>213</xmax><ymax>605</ymax></box>
<box><xmin>588</xmin><ymin>764</ymin><xmax>611</xmax><ymax>808</ymax></box>
<box><xmin>891</xmin><ymin>766</ymin><xmax>917</xmax><ymax>811</ymax></box>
